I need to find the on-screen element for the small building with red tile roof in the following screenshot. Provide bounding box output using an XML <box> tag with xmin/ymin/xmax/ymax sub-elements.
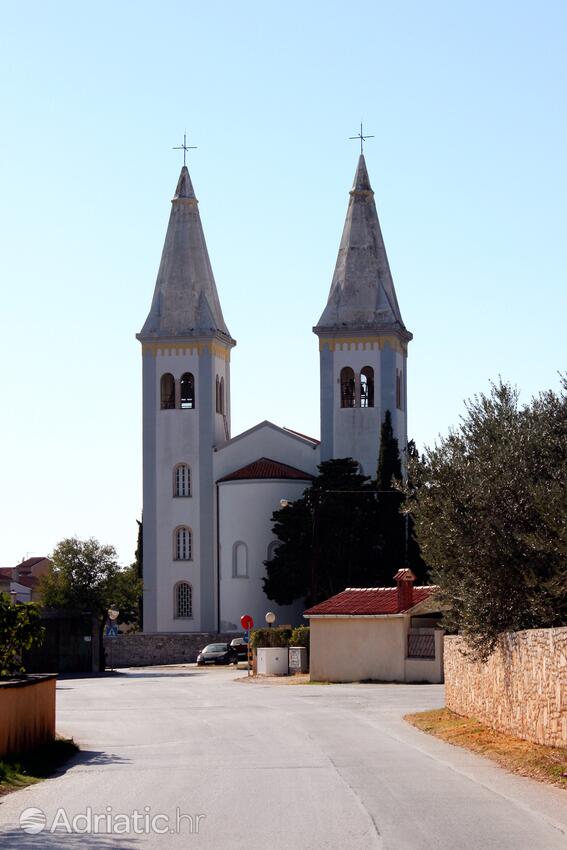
<box><xmin>0</xmin><ymin>560</ymin><xmax>48</xmax><ymax>603</ymax></box>
<box><xmin>304</xmin><ymin>569</ymin><xmax>444</xmax><ymax>683</ymax></box>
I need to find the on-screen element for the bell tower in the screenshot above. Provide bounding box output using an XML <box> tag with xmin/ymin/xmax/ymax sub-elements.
<box><xmin>314</xmin><ymin>155</ymin><xmax>412</xmax><ymax>475</ymax></box>
<box><xmin>137</xmin><ymin>165</ymin><xmax>235</xmax><ymax>632</ymax></box>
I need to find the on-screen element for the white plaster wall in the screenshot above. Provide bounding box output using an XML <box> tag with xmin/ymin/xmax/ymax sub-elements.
<box><xmin>330</xmin><ymin>343</ymin><xmax>408</xmax><ymax>474</ymax></box>
<box><xmin>331</xmin><ymin>345</ymin><xmax>382</xmax><ymax>475</ymax></box>
<box><xmin>153</xmin><ymin>350</ymin><xmax>202</xmax><ymax>632</ymax></box>
<box><xmin>218</xmin><ymin>479</ymin><xmax>308</xmax><ymax>631</ymax></box>
<box><xmin>404</xmin><ymin>630</ymin><xmax>444</xmax><ymax>683</ymax></box>
<box><xmin>214</xmin><ymin>423</ymin><xmax>320</xmax><ymax>481</ymax></box>
<box><xmin>308</xmin><ymin>617</ymin><xmax>407</xmax><ymax>682</ymax></box>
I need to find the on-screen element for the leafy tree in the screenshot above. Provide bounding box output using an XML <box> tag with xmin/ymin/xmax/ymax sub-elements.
<box><xmin>405</xmin><ymin>379</ymin><xmax>567</xmax><ymax>659</ymax></box>
<box><xmin>40</xmin><ymin>537</ymin><xmax>143</xmax><ymax>668</ymax></box>
<box><xmin>263</xmin><ymin>458</ymin><xmax>381</xmax><ymax>607</ymax></box>
<box><xmin>0</xmin><ymin>593</ymin><xmax>45</xmax><ymax>676</ymax></box>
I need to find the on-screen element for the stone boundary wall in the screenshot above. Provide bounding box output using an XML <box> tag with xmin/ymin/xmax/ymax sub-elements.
<box><xmin>444</xmin><ymin>628</ymin><xmax>567</xmax><ymax>748</ymax></box>
<box><xmin>103</xmin><ymin>632</ymin><xmax>240</xmax><ymax>668</ymax></box>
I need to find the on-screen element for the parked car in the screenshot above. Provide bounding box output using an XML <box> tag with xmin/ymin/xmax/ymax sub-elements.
<box><xmin>196</xmin><ymin>643</ymin><xmax>238</xmax><ymax>666</ymax></box>
<box><xmin>229</xmin><ymin>637</ymin><xmax>249</xmax><ymax>660</ymax></box>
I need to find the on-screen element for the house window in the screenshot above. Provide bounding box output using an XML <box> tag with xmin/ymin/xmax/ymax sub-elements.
<box><xmin>180</xmin><ymin>373</ymin><xmax>195</xmax><ymax>409</ymax></box>
<box><xmin>174</xmin><ymin>464</ymin><xmax>191</xmax><ymax>497</ymax></box>
<box><xmin>160</xmin><ymin>373</ymin><xmax>175</xmax><ymax>410</ymax></box>
<box><xmin>174</xmin><ymin>526</ymin><xmax>192</xmax><ymax>560</ymax></box>
<box><xmin>174</xmin><ymin>582</ymin><xmax>192</xmax><ymax>618</ymax></box>
<box><xmin>396</xmin><ymin>369</ymin><xmax>403</xmax><ymax>410</ymax></box>
<box><xmin>340</xmin><ymin>367</ymin><xmax>356</xmax><ymax>408</ymax></box>
<box><xmin>360</xmin><ymin>367</ymin><xmax>374</xmax><ymax>408</ymax></box>
<box><xmin>233</xmin><ymin>542</ymin><xmax>248</xmax><ymax>578</ymax></box>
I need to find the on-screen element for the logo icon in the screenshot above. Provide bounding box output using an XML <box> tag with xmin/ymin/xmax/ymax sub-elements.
<box><xmin>19</xmin><ymin>807</ymin><xmax>47</xmax><ymax>834</ymax></box>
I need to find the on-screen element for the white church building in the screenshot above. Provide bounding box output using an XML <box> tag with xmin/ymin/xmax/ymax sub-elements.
<box><xmin>137</xmin><ymin>154</ymin><xmax>412</xmax><ymax>634</ymax></box>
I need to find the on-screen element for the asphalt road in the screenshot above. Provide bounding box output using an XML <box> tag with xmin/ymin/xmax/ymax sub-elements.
<box><xmin>1</xmin><ymin>667</ymin><xmax>566</xmax><ymax>849</ymax></box>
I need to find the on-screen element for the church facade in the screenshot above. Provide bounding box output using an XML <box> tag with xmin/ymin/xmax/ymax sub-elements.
<box><xmin>137</xmin><ymin>155</ymin><xmax>412</xmax><ymax>634</ymax></box>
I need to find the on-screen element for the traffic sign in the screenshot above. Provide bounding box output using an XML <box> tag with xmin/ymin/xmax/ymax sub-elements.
<box><xmin>243</xmin><ymin>634</ymin><xmax>249</xmax><ymax>644</ymax></box>
<box><xmin>240</xmin><ymin>614</ymin><xmax>254</xmax><ymax>630</ymax></box>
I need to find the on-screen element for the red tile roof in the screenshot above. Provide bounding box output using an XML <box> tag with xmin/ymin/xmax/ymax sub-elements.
<box><xmin>0</xmin><ymin>568</ymin><xmax>13</xmax><ymax>579</ymax></box>
<box><xmin>304</xmin><ymin>585</ymin><xmax>439</xmax><ymax>616</ymax></box>
<box><xmin>14</xmin><ymin>557</ymin><xmax>48</xmax><ymax>573</ymax></box>
<box><xmin>218</xmin><ymin>457</ymin><xmax>314</xmax><ymax>483</ymax></box>
<box><xmin>283</xmin><ymin>427</ymin><xmax>320</xmax><ymax>445</ymax></box>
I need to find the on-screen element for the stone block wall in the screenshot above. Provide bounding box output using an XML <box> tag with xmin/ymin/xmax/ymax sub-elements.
<box><xmin>103</xmin><ymin>632</ymin><xmax>240</xmax><ymax>668</ymax></box>
<box><xmin>444</xmin><ymin>628</ymin><xmax>567</xmax><ymax>748</ymax></box>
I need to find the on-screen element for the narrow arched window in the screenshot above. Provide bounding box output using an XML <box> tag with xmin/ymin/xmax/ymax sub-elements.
<box><xmin>180</xmin><ymin>373</ymin><xmax>195</xmax><ymax>409</ymax></box>
<box><xmin>174</xmin><ymin>582</ymin><xmax>192</xmax><ymax>618</ymax></box>
<box><xmin>233</xmin><ymin>542</ymin><xmax>248</xmax><ymax>577</ymax></box>
<box><xmin>174</xmin><ymin>464</ymin><xmax>191</xmax><ymax>497</ymax></box>
<box><xmin>174</xmin><ymin>526</ymin><xmax>192</xmax><ymax>560</ymax></box>
<box><xmin>160</xmin><ymin>373</ymin><xmax>175</xmax><ymax>410</ymax></box>
<box><xmin>360</xmin><ymin>367</ymin><xmax>375</xmax><ymax>408</ymax></box>
<box><xmin>220</xmin><ymin>377</ymin><xmax>225</xmax><ymax>415</ymax></box>
<box><xmin>215</xmin><ymin>375</ymin><xmax>220</xmax><ymax>413</ymax></box>
<box><xmin>396</xmin><ymin>369</ymin><xmax>403</xmax><ymax>410</ymax></box>
<box><xmin>340</xmin><ymin>367</ymin><xmax>355</xmax><ymax>408</ymax></box>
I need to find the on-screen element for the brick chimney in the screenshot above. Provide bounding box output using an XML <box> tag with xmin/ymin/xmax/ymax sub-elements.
<box><xmin>393</xmin><ymin>568</ymin><xmax>416</xmax><ymax>611</ymax></box>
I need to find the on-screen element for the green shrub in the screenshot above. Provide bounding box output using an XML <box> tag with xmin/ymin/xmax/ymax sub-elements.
<box><xmin>250</xmin><ymin>627</ymin><xmax>292</xmax><ymax>649</ymax></box>
<box><xmin>0</xmin><ymin>593</ymin><xmax>45</xmax><ymax>676</ymax></box>
<box><xmin>290</xmin><ymin>625</ymin><xmax>310</xmax><ymax>650</ymax></box>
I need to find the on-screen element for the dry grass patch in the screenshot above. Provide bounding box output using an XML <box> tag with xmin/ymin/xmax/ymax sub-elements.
<box><xmin>405</xmin><ymin>708</ymin><xmax>567</xmax><ymax>789</ymax></box>
<box><xmin>236</xmin><ymin>673</ymin><xmax>312</xmax><ymax>685</ymax></box>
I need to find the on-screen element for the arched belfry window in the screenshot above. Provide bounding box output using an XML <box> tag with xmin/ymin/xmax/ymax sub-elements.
<box><xmin>174</xmin><ymin>526</ymin><xmax>192</xmax><ymax>560</ymax></box>
<box><xmin>174</xmin><ymin>464</ymin><xmax>191</xmax><ymax>497</ymax></box>
<box><xmin>232</xmin><ymin>542</ymin><xmax>248</xmax><ymax>578</ymax></box>
<box><xmin>160</xmin><ymin>373</ymin><xmax>175</xmax><ymax>410</ymax></box>
<box><xmin>174</xmin><ymin>582</ymin><xmax>192</xmax><ymax>619</ymax></box>
<box><xmin>180</xmin><ymin>373</ymin><xmax>195</xmax><ymax>409</ymax></box>
<box><xmin>220</xmin><ymin>377</ymin><xmax>225</xmax><ymax>415</ymax></box>
<box><xmin>360</xmin><ymin>367</ymin><xmax>375</xmax><ymax>408</ymax></box>
<box><xmin>215</xmin><ymin>375</ymin><xmax>220</xmax><ymax>413</ymax></box>
<box><xmin>340</xmin><ymin>367</ymin><xmax>356</xmax><ymax>408</ymax></box>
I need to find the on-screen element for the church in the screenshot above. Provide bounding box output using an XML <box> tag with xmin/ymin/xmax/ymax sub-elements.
<box><xmin>137</xmin><ymin>153</ymin><xmax>412</xmax><ymax>634</ymax></box>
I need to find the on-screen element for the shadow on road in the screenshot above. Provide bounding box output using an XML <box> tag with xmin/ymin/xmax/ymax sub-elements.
<box><xmin>0</xmin><ymin>830</ymin><xmax>140</xmax><ymax>849</ymax></box>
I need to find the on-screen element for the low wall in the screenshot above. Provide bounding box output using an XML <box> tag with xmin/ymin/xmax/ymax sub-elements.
<box><xmin>0</xmin><ymin>675</ymin><xmax>57</xmax><ymax>757</ymax></box>
<box><xmin>103</xmin><ymin>632</ymin><xmax>240</xmax><ymax>668</ymax></box>
<box><xmin>444</xmin><ymin>628</ymin><xmax>567</xmax><ymax>748</ymax></box>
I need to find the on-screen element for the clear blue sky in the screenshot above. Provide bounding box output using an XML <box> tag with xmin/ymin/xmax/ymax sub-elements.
<box><xmin>1</xmin><ymin>1</ymin><xmax>565</xmax><ymax>567</ymax></box>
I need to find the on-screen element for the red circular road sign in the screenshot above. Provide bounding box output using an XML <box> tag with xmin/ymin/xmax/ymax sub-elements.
<box><xmin>240</xmin><ymin>614</ymin><xmax>254</xmax><ymax>630</ymax></box>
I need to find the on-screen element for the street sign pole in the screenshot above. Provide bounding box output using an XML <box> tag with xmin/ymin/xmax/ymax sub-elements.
<box><xmin>240</xmin><ymin>614</ymin><xmax>254</xmax><ymax>677</ymax></box>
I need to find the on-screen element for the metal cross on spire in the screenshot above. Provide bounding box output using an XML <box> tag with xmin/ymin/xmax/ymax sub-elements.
<box><xmin>349</xmin><ymin>122</ymin><xmax>374</xmax><ymax>155</ymax></box>
<box><xmin>173</xmin><ymin>132</ymin><xmax>197</xmax><ymax>166</ymax></box>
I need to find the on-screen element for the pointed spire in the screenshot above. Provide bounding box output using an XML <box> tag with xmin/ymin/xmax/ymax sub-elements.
<box><xmin>315</xmin><ymin>155</ymin><xmax>410</xmax><ymax>337</ymax></box>
<box><xmin>352</xmin><ymin>154</ymin><xmax>372</xmax><ymax>193</ymax></box>
<box><xmin>139</xmin><ymin>166</ymin><xmax>233</xmax><ymax>342</ymax></box>
<box><xmin>173</xmin><ymin>165</ymin><xmax>196</xmax><ymax>200</ymax></box>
